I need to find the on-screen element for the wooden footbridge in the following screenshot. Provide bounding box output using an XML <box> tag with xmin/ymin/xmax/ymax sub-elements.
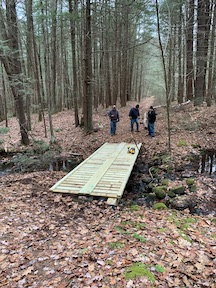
<box><xmin>50</xmin><ymin>142</ymin><xmax>141</xmax><ymax>205</ymax></box>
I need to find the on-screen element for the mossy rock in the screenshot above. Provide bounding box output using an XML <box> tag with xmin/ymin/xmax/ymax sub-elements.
<box><xmin>146</xmin><ymin>183</ymin><xmax>154</xmax><ymax>192</ymax></box>
<box><xmin>161</xmin><ymin>179</ymin><xmax>169</xmax><ymax>186</ymax></box>
<box><xmin>167</xmin><ymin>190</ymin><xmax>176</xmax><ymax>198</ymax></box>
<box><xmin>186</xmin><ymin>178</ymin><xmax>195</xmax><ymax>186</ymax></box>
<box><xmin>142</xmin><ymin>177</ymin><xmax>152</xmax><ymax>184</ymax></box>
<box><xmin>153</xmin><ymin>203</ymin><xmax>168</xmax><ymax>210</ymax></box>
<box><xmin>170</xmin><ymin>186</ymin><xmax>186</xmax><ymax>195</ymax></box>
<box><xmin>152</xmin><ymin>186</ymin><xmax>167</xmax><ymax>199</ymax></box>
<box><xmin>189</xmin><ymin>184</ymin><xmax>197</xmax><ymax>192</ymax></box>
<box><xmin>155</xmin><ymin>190</ymin><xmax>166</xmax><ymax>199</ymax></box>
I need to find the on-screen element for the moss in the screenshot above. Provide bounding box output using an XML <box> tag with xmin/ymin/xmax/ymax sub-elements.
<box><xmin>128</xmin><ymin>205</ymin><xmax>140</xmax><ymax>212</ymax></box>
<box><xmin>170</xmin><ymin>186</ymin><xmax>186</xmax><ymax>195</ymax></box>
<box><xmin>161</xmin><ymin>179</ymin><xmax>169</xmax><ymax>186</ymax></box>
<box><xmin>167</xmin><ymin>164</ymin><xmax>174</xmax><ymax>173</ymax></box>
<box><xmin>155</xmin><ymin>264</ymin><xmax>166</xmax><ymax>273</ymax></box>
<box><xmin>167</xmin><ymin>191</ymin><xmax>176</xmax><ymax>198</ymax></box>
<box><xmin>178</xmin><ymin>230</ymin><xmax>192</xmax><ymax>243</ymax></box>
<box><xmin>152</xmin><ymin>186</ymin><xmax>167</xmax><ymax>199</ymax></box>
<box><xmin>177</xmin><ymin>139</ymin><xmax>188</xmax><ymax>147</ymax></box>
<box><xmin>186</xmin><ymin>178</ymin><xmax>195</xmax><ymax>186</ymax></box>
<box><xmin>147</xmin><ymin>183</ymin><xmax>154</xmax><ymax>192</ymax></box>
<box><xmin>124</xmin><ymin>262</ymin><xmax>155</xmax><ymax>282</ymax></box>
<box><xmin>133</xmin><ymin>233</ymin><xmax>146</xmax><ymax>243</ymax></box>
<box><xmin>158</xmin><ymin>227</ymin><xmax>167</xmax><ymax>232</ymax></box>
<box><xmin>109</xmin><ymin>241</ymin><xmax>125</xmax><ymax>249</ymax></box>
<box><xmin>189</xmin><ymin>184</ymin><xmax>197</xmax><ymax>192</ymax></box>
<box><xmin>114</xmin><ymin>226</ymin><xmax>128</xmax><ymax>234</ymax></box>
<box><xmin>153</xmin><ymin>203</ymin><xmax>168</xmax><ymax>210</ymax></box>
<box><xmin>161</xmin><ymin>154</ymin><xmax>173</xmax><ymax>164</ymax></box>
<box><xmin>33</xmin><ymin>139</ymin><xmax>50</xmax><ymax>154</ymax></box>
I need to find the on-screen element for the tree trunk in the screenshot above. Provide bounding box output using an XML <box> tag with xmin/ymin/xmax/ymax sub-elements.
<box><xmin>206</xmin><ymin>1</ymin><xmax>216</xmax><ymax>106</ymax></box>
<box><xmin>0</xmin><ymin>0</ymin><xmax>29</xmax><ymax>145</ymax></box>
<box><xmin>186</xmin><ymin>0</ymin><xmax>194</xmax><ymax>101</ymax></box>
<box><xmin>69</xmin><ymin>0</ymin><xmax>79</xmax><ymax>127</ymax></box>
<box><xmin>83</xmin><ymin>0</ymin><xmax>93</xmax><ymax>132</ymax></box>
<box><xmin>194</xmin><ymin>0</ymin><xmax>207</xmax><ymax>106</ymax></box>
<box><xmin>177</xmin><ymin>3</ymin><xmax>183</xmax><ymax>104</ymax></box>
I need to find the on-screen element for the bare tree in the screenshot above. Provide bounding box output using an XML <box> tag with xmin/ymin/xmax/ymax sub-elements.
<box><xmin>155</xmin><ymin>0</ymin><xmax>171</xmax><ymax>152</ymax></box>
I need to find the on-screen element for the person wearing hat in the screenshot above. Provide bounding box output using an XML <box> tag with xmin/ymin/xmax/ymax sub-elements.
<box><xmin>147</xmin><ymin>106</ymin><xmax>156</xmax><ymax>137</ymax></box>
<box><xmin>108</xmin><ymin>105</ymin><xmax>119</xmax><ymax>135</ymax></box>
<box><xmin>129</xmin><ymin>104</ymin><xmax>140</xmax><ymax>132</ymax></box>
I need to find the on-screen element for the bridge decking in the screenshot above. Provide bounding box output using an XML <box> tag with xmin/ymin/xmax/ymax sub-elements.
<box><xmin>50</xmin><ymin>142</ymin><xmax>142</xmax><ymax>205</ymax></box>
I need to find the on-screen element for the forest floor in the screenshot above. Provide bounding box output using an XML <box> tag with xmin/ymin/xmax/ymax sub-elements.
<box><xmin>0</xmin><ymin>97</ymin><xmax>216</xmax><ymax>287</ymax></box>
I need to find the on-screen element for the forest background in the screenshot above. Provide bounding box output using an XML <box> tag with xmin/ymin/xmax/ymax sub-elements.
<box><xmin>0</xmin><ymin>0</ymin><xmax>216</xmax><ymax>146</ymax></box>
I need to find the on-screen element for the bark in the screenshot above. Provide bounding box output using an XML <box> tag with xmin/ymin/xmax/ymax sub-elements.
<box><xmin>186</xmin><ymin>0</ymin><xmax>194</xmax><ymax>101</ymax></box>
<box><xmin>177</xmin><ymin>3</ymin><xmax>183</xmax><ymax>104</ymax></box>
<box><xmin>0</xmin><ymin>1</ymin><xmax>29</xmax><ymax>145</ymax></box>
<box><xmin>206</xmin><ymin>1</ymin><xmax>216</xmax><ymax>106</ymax></box>
<box><xmin>50</xmin><ymin>0</ymin><xmax>58</xmax><ymax>112</ymax></box>
<box><xmin>69</xmin><ymin>0</ymin><xmax>79</xmax><ymax>127</ymax></box>
<box><xmin>155</xmin><ymin>0</ymin><xmax>171</xmax><ymax>153</ymax></box>
<box><xmin>83</xmin><ymin>0</ymin><xmax>93</xmax><ymax>132</ymax></box>
<box><xmin>194</xmin><ymin>0</ymin><xmax>208</xmax><ymax>106</ymax></box>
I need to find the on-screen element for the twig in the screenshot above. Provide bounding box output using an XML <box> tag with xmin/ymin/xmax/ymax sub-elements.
<box><xmin>149</xmin><ymin>167</ymin><xmax>154</xmax><ymax>181</ymax></box>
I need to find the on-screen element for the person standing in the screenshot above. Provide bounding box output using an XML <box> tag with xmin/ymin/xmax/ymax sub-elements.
<box><xmin>129</xmin><ymin>104</ymin><xmax>140</xmax><ymax>132</ymax></box>
<box><xmin>147</xmin><ymin>106</ymin><xmax>156</xmax><ymax>137</ymax></box>
<box><xmin>108</xmin><ymin>105</ymin><xmax>119</xmax><ymax>135</ymax></box>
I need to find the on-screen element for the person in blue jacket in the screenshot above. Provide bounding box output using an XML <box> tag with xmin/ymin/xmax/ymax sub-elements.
<box><xmin>129</xmin><ymin>104</ymin><xmax>140</xmax><ymax>132</ymax></box>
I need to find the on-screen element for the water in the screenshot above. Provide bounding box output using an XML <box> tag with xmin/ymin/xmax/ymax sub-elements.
<box><xmin>199</xmin><ymin>149</ymin><xmax>216</xmax><ymax>176</ymax></box>
<box><xmin>0</xmin><ymin>154</ymin><xmax>81</xmax><ymax>176</ymax></box>
<box><xmin>49</xmin><ymin>159</ymin><xmax>78</xmax><ymax>172</ymax></box>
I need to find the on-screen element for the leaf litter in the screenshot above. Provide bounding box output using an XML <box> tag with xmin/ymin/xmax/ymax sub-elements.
<box><xmin>0</xmin><ymin>98</ymin><xmax>216</xmax><ymax>287</ymax></box>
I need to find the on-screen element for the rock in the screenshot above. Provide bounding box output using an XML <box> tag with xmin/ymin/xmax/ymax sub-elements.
<box><xmin>142</xmin><ymin>177</ymin><xmax>152</xmax><ymax>184</ymax></box>
<box><xmin>186</xmin><ymin>178</ymin><xmax>195</xmax><ymax>186</ymax></box>
<box><xmin>167</xmin><ymin>191</ymin><xmax>176</xmax><ymax>198</ymax></box>
<box><xmin>152</xmin><ymin>186</ymin><xmax>167</xmax><ymax>199</ymax></box>
<box><xmin>189</xmin><ymin>184</ymin><xmax>197</xmax><ymax>192</ymax></box>
<box><xmin>170</xmin><ymin>186</ymin><xmax>186</xmax><ymax>195</ymax></box>
<box><xmin>170</xmin><ymin>195</ymin><xmax>196</xmax><ymax>211</ymax></box>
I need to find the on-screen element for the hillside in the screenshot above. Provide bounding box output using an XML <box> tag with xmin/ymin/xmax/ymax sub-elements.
<box><xmin>0</xmin><ymin>98</ymin><xmax>215</xmax><ymax>287</ymax></box>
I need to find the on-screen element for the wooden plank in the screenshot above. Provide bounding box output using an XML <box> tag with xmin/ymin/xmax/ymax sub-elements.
<box><xmin>107</xmin><ymin>198</ymin><xmax>119</xmax><ymax>205</ymax></box>
<box><xmin>50</xmin><ymin>142</ymin><xmax>142</xmax><ymax>204</ymax></box>
<box><xmin>80</xmin><ymin>143</ymin><xmax>126</xmax><ymax>194</ymax></box>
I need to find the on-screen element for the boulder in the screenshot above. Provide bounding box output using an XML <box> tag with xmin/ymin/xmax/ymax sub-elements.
<box><xmin>170</xmin><ymin>195</ymin><xmax>196</xmax><ymax>211</ymax></box>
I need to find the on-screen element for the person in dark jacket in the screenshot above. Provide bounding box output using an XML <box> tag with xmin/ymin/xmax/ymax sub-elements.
<box><xmin>108</xmin><ymin>105</ymin><xmax>119</xmax><ymax>135</ymax></box>
<box><xmin>147</xmin><ymin>106</ymin><xmax>156</xmax><ymax>137</ymax></box>
<box><xmin>129</xmin><ymin>104</ymin><xmax>140</xmax><ymax>132</ymax></box>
